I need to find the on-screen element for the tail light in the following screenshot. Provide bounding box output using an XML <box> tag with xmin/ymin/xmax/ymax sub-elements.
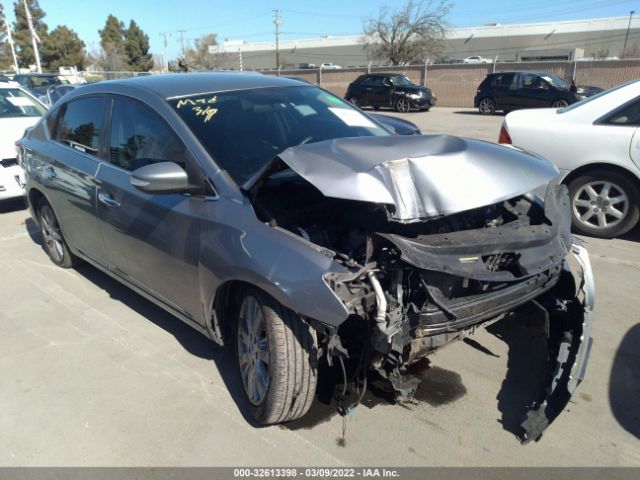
<box><xmin>498</xmin><ymin>124</ymin><xmax>512</xmax><ymax>144</ymax></box>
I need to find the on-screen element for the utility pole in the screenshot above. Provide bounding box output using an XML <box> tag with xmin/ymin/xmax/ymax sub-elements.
<box><xmin>238</xmin><ymin>48</ymin><xmax>243</xmax><ymax>71</ymax></box>
<box><xmin>2</xmin><ymin>7</ymin><xmax>19</xmax><ymax>72</ymax></box>
<box><xmin>273</xmin><ymin>9</ymin><xmax>282</xmax><ymax>69</ymax></box>
<box><xmin>23</xmin><ymin>0</ymin><xmax>41</xmax><ymax>72</ymax></box>
<box><xmin>159</xmin><ymin>31</ymin><xmax>170</xmax><ymax>72</ymax></box>
<box><xmin>623</xmin><ymin>10</ymin><xmax>635</xmax><ymax>58</ymax></box>
<box><xmin>178</xmin><ymin>29</ymin><xmax>186</xmax><ymax>56</ymax></box>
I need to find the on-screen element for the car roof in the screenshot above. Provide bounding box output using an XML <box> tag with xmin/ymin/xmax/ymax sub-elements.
<box><xmin>74</xmin><ymin>72</ymin><xmax>305</xmax><ymax>99</ymax></box>
<box><xmin>14</xmin><ymin>73</ymin><xmax>60</xmax><ymax>77</ymax></box>
<box><xmin>488</xmin><ymin>71</ymin><xmax>557</xmax><ymax>76</ymax></box>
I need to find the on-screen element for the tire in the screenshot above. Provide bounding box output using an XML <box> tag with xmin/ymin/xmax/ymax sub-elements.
<box><xmin>395</xmin><ymin>96</ymin><xmax>411</xmax><ymax>113</ymax></box>
<box><xmin>551</xmin><ymin>99</ymin><xmax>569</xmax><ymax>108</ymax></box>
<box><xmin>567</xmin><ymin>170</ymin><xmax>640</xmax><ymax>238</ymax></box>
<box><xmin>478</xmin><ymin>97</ymin><xmax>496</xmax><ymax>115</ymax></box>
<box><xmin>235</xmin><ymin>288</ymin><xmax>318</xmax><ymax>425</ymax></box>
<box><xmin>38</xmin><ymin>200</ymin><xmax>78</xmax><ymax>268</ymax></box>
<box><xmin>348</xmin><ymin>97</ymin><xmax>360</xmax><ymax>108</ymax></box>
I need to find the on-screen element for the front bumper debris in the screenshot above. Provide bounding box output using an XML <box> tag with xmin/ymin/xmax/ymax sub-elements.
<box><xmin>520</xmin><ymin>240</ymin><xmax>594</xmax><ymax>444</ymax></box>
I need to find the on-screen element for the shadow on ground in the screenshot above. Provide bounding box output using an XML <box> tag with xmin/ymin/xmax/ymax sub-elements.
<box><xmin>609</xmin><ymin>323</ymin><xmax>640</xmax><ymax>439</ymax></box>
<box><xmin>0</xmin><ymin>197</ymin><xmax>27</xmax><ymax>214</ymax></box>
<box><xmin>453</xmin><ymin>110</ymin><xmax>505</xmax><ymax>116</ymax></box>
<box><xmin>487</xmin><ymin>313</ymin><xmax>548</xmax><ymax>439</ymax></box>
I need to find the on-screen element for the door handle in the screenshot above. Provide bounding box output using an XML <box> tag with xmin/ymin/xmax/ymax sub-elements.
<box><xmin>98</xmin><ymin>192</ymin><xmax>121</xmax><ymax>208</ymax></box>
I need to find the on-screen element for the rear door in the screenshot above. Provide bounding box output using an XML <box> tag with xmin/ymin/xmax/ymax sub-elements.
<box><xmin>490</xmin><ymin>73</ymin><xmax>515</xmax><ymax>109</ymax></box>
<box><xmin>95</xmin><ymin>95</ymin><xmax>205</xmax><ymax>320</ymax></box>
<box><xmin>43</xmin><ymin>95</ymin><xmax>108</xmax><ymax>264</ymax></box>
<box><xmin>368</xmin><ymin>76</ymin><xmax>393</xmax><ymax>107</ymax></box>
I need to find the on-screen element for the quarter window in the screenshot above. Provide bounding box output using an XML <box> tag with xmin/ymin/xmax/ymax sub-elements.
<box><xmin>57</xmin><ymin>97</ymin><xmax>105</xmax><ymax>156</ymax></box>
<box><xmin>604</xmin><ymin>98</ymin><xmax>640</xmax><ymax>126</ymax></box>
<box><xmin>492</xmin><ymin>73</ymin><xmax>515</xmax><ymax>87</ymax></box>
<box><xmin>109</xmin><ymin>97</ymin><xmax>188</xmax><ymax>172</ymax></box>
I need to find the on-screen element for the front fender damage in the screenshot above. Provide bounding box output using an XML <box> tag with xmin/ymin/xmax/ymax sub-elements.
<box><xmin>520</xmin><ymin>240</ymin><xmax>594</xmax><ymax>443</ymax></box>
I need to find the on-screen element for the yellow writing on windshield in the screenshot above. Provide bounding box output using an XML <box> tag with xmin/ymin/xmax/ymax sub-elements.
<box><xmin>193</xmin><ymin>105</ymin><xmax>218</xmax><ymax>123</ymax></box>
<box><xmin>176</xmin><ymin>96</ymin><xmax>218</xmax><ymax>109</ymax></box>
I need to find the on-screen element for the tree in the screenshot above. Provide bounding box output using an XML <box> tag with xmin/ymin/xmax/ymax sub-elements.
<box><xmin>124</xmin><ymin>20</ymin><xmax>153</xmax><ymax>71</ymax></box>
<box><xmin>0</xmin><ymin>2</ymin><xmax>12</xmax><ymax>70</ymax></box>
<box><xmin>41</xmin><ymin>25</ymin><xmax>85</xmax><ymax>69</ymax></box>
<box><xmin>98</xmin><ymin>14</ymin><xmax>126</xmax><ymax>71</ymax></box>
<box><xmin>12</xmin><ymin>0</ymin><xmax>48</xmax><ymax>69</ymax></box>
<box><xmin>363</xmin><ymin>0</ymin><xmax>450</xmax><ymax>65</ymax></box>
<box><xmin>184</xmin><ymin>33</ymin><xmax>226</xmax><ymax>70</ymax></box>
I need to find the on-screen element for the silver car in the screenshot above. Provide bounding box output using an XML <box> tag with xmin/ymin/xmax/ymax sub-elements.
<box><xmin>19</xmin><ymin>73</ymin><xmax>594</xmax><ymax>443</ymax></box>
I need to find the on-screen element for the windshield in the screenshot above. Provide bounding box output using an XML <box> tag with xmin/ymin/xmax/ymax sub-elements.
<box><xmin>541</xmin><ymin>74</ymin><xmax>569</xmax><ymax>90</ymax></box>
<box><xmin>389</xmin><ymin>75</ymin><xmax>413</xmax><ymax>86</ymax></box>
<box><xmin>169</xmin><ymin>86</ymin><xmax>389</xmax><ymax>184</ymax></box>
<box><xmin>0</xmin><ymin>88</ymin><xmax>46</xmax><ymax>118</ymax></box>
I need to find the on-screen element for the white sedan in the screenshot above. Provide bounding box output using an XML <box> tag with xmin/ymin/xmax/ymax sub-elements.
<box><xmin>500</xmin><ymin>79</ymin><xmax>640</xmax><ymax>238</ymax></box>
<box><xmin>0</xmin><ymin>81</ymin><xmax>47</xmax><ymax>201</ymax></box>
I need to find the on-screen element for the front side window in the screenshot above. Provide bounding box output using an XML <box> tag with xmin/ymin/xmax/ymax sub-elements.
<box><xmin>57</xmin><ymin>97</ymin><xmax>105</xmax><ymax>156</ymax></box>
<box><xmin>169</xmin><ymin>86</ymin><xmax>389</xmax><ymax>184</ymax></box>
<box><xmin>109</xmin><ymin>97</ymin><xmax>187</xmax><ymax>171</ymax></box>
<box><xmin>389</xmin><ymin>75</ymin><xmax>413</xmax><ymax>86</ymax></box>
<box><xmin>0</xmin><ymin>88</ymin><xmax>46</xmax><ymax>118</ymax></box>
<box><xmin>541</xmin><ymin>74</ymin><xmax>569</xmax><ymax>90</ymax></box>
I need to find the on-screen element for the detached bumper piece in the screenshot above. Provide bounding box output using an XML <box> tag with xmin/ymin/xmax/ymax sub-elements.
<box><xmin>520</xmin><ymin>241</ymin><xmax>594</xmax><ymax>444</ymax></box>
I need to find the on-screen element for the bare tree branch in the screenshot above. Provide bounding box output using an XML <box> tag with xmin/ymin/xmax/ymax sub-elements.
<box><xmin>363</xmin><ymin>0</ymin><xmax>450</xmax><ymax>65</ymax></box>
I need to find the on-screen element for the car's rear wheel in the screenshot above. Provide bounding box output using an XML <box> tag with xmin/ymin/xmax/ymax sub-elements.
<box><xmin>235</xmin><ymin>288</ymin><xmax>318</xmax><ymax>424</ymax></box>
<box><xmin>395</xmin><ymin>97</ymin><xmax>411</xmax><ymax>113</ymax></box>
<box><xmin>478</xmin><ymin>97</ymin><xmax>495</xmax><ymax>115</ymax></box>
<box><xmin>551</xmin><ymin>99</ymin><xmax>569</xmax><ymax>108</ymax></box>
<box><xmin>348</xmin><ymin>97</ymin><xmax>360</xmax><ymax>108</ymax></box>
<box><xmin>38</xmin><ymin>201</ymin><xmax>78</xmax><ymax>268</ymax></box>
<box><xmin>568</xmin><ymin>170</ymin><xmax>640</xmax><ymax>238</ymax></box>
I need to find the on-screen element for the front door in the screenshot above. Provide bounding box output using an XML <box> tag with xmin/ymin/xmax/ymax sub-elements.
<box><xmin>96</xmin><ymin>96</ymin><xmax>204</xmax><ymax>321</ymax></box>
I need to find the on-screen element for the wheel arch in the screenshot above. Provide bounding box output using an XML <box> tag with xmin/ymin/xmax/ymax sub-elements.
<box><xmin>27</xmin><ymin>187</ymin><xmax>48</xmax><ymax>226</ymax></box>
<box><xmin>560</xmin><ymin>162</ymin><xmax>640</xmax><ymax>197</ymax></box>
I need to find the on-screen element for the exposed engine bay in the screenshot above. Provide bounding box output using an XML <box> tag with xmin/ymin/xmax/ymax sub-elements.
<box><xmin>246</xmin><ymin>136</ymin><xmax>594</xmax><ymax>443</ymax></box>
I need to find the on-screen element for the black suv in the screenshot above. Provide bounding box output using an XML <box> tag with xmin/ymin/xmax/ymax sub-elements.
<box><xmin>345</xmin><ymin>73</ymin><xmax>436</xmax><ymax>112</ymax></box>
<box><xmin>474</xmin><ymin>71</ymin><xmax>602</xmax><ymax>115</ymax></box>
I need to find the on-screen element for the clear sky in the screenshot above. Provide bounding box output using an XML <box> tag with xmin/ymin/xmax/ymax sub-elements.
<box><xmin>2</xmin><ymin>0</ymin><xmax>638</xmax><ymax>60</ymax></box>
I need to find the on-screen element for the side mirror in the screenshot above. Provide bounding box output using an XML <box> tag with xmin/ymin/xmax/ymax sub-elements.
<box><xmin>130</xmin><ymin>161</ymin><xmax>190</xmax><ymax>194</ymax></box>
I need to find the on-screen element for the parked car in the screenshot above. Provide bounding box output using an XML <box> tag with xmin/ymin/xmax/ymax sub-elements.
<box><xmin>463</xmin><ymin>56</ymin><xmax>493</xmax><ymax>64</ymax></box>
<box><xmin>284</xmin><ymin>76</ymin><xmax>421</xmax><ymax>135</ymax></box>
<box><xmin>320</xmin><ymin>63</ymin><xmax>342</xmax><ymax>69</ymax></box>
<box><xmin>19</xmin><ymin>73</ymin><xmax>593</xmax><ymax>443</ymax></box>
<box><xmin>12</xmin><ymin>73</ymin><xmax>70</xmax><ymax>97</ymax></box>
<box><xmin>0</xmin><ymin>82</ymin><xmax>47</xmax><ymax>201</ymax></box>
<box><xmin>298</xmin><ymin>63</ymin><xmax>317</xmax><ymax>69</ymax></box>
<box><xmin>40</xmin><ymin>84</ymin><xmax>78</xmax><ymax>107</ymax></box>
<box><xmin>345</xmin><ymin>73</ymin><xmax>437</xmax><ymax>112</ymax></box>
<box><xmin>500</xmin><ymin>79</ymin><xmax>640</xmax><ymax>238</ymax></box>
<box><xmin>475</xmin><ymin>71</ymin><xmax>602</xmax><ymax>115</ymax></box>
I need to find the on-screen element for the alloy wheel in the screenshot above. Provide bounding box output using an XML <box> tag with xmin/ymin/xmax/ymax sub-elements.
<box><xmin>396</xmin><ymin>97</ymin><xmax>411</xmax><ymax>113</ymax></box>
<box><xmin>478</xmin><ymin>98</ymin><xmax>494</xmax><ymax>114</ymax></box>
<box><xmin>573</xmin><ymin>181</ymin><xmax>629</xmax><ymax>230</ymax></box>
<box><xmin>237</xmin><ymin>295</ymin><xmax>270</xmax><ymax>406</ymax></box>
<box><xmin>40</xmin><ymin>206</ymin><xmax>65</xmax><ymax>263</ymax></box>
<box><xmin>349</xmin><ymin>97</ymin><xmax>360</xmax><ymax>107</ymax></box>
<box><xmin>552</xmin><ymin>100</ymin><xmax>569</xmax><ymax>108</ymax></box>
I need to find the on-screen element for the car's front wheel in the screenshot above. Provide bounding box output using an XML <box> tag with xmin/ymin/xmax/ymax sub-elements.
<box><xmin>551</xmin><ymin>99</ymin><xmax>569</xmax><ymax>108</ymax></box>
<box><xmin>348</xmin><ymin>97</ymin><xmax>360</xmax><ymax>108</ymax></box>
<box><xmin>38</xmin><ymin>200</ymin><xmax>78</xmax><ymax>268</ymax></box>
<box><xmin>395</xmin><ymin>97</ymin><xmax>411</xmax><ymax>113</ymax></box>
<box><xmin>478</xmin><ymin>97</ymin><xmax>495</xmax><ymax>115</ymax></box>
<box><xmin>235</xmin><ymin>288</ymin><xmax>318</xmax><ymax>424</ymax></box>
<box><xmin>568</xmin><ymin>170</ymin><xmax>640</xmax><ymax>238</ymax></box>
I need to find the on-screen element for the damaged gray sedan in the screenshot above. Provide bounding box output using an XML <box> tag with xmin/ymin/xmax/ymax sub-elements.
<box><xmin>19</xmin><ymin>73</ymin><xmax>594</xmax><ymax>443</ymax></box>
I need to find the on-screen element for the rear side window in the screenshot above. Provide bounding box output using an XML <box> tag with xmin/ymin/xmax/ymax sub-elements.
<box><xmin>109</xmin><ymin>97</ymin><xmax>188</xmax><ymax>172</ymax></box>
<box><xmin>57</xmin><ymin>97</ymin><xmax>105</xmax><ymax>156</ymax></box>
<box><xmin>492</xmin><ymin>73</ymin><xmax>514</xmax><ymax>87</ymax></box>
<box><xmin>603</xmin><ymin>98</ymin><xmax>640</xmax><ymax>126</ymax></box>
<box><xmin>358</xmin><ymin>76</ymin><xmax>373</xmax><ymax>86</ymax></box>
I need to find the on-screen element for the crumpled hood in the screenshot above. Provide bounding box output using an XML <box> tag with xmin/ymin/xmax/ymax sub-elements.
<box><xmin>249</xmin><ymin>135</ymin><xmax>559</xmax><ymax>222</ymax></box>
